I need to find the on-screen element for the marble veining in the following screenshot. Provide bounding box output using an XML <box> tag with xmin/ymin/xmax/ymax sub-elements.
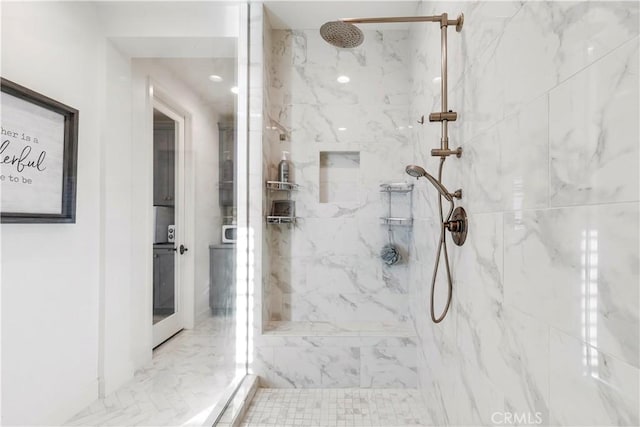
<box><xmin>264</xmin><ymin>321</ymin><xmax>414</xmax><ymax>337</ymax></box>
<box><xmin>504</xmin><ymin>203</ymin><xmax>639</xmax><ymax>369</ymax></box>
<box><xmin>252</xmin><ymin>2</ymin><xmax>640</xmax><ymax>425</ymax></box>
<box><xmin>263</xmin><ymin>27</ymin><xmax>413</xmax><ymax>329</ymax></box>
<box><xmin>65</xmin><ymin>317</ymin><xmax>238</xmax><ymax>426</ymax></box>
<box><xmin>549</xmin><ymin>36</ymin><xmax>639</xmax><ymax>206</ymax></box>
<box><xmin>408</xmin><ymin>1</ymin><xmax>639</xmax><ymax>426</ymax></box>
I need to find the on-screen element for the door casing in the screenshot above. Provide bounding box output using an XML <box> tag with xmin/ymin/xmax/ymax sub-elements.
<box><xmin>150</xmin><ymin>87</ymin><xmax>195</xmax><ymax>348</ymax></box>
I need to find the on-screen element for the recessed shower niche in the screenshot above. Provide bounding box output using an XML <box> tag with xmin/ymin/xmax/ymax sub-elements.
<box><xmin>319</xmin><ymin>151</ymin><xmax>360</xmax><ymax>203</ymax></box>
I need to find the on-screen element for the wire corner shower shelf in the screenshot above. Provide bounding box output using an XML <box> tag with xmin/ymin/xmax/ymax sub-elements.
<box><xmin>379</xmin><ymin>182</ymin><xmax>413</xmax><ymax>227</ymax></box>
<box><xmin>266</xmin><ymin>180</ymin><xmax>300</xmax><ymax>225</ymax></box>
<box><xmin>266</xmin><ymin>180</ymin><xmax>300</xmax><ymax>192</ymax></box>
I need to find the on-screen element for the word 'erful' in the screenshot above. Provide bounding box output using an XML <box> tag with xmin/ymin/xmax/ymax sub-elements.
<box><xmin>1</xmin><ymin>126</ymin><xmax>39</xmax><ymax>143</ymax></box>
<box><xmin>0</xmin><ymin>139</ymin><xmax>46</xmax><ymax>173</ymax></box>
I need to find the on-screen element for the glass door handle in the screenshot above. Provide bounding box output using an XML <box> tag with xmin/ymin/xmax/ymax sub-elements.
<box><xmin>179</xmin><ymin>244</ymin><xmax>188</xmax><ymax>255</ymax></box>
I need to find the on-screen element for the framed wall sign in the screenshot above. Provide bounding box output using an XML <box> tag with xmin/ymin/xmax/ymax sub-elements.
<box><xmin>1</xmin><ymin>78</ymin><xmax>79</xmax><ymax>223</ymax></box>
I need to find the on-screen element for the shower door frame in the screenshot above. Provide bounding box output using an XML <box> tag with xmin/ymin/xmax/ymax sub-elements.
<box><xmin>204</xmin><ymin>2</ymin><xmax>251</xmax><ymax>424</ymax></box>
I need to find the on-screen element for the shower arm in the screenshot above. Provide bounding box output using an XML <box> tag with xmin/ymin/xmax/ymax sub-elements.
<box><xmin>340</xmin><ymin>14</ymin><xmax>462</xmax><ymax>29</ymax></box>
<box><xmin>341</xmin><ymin>13</ymin><xmax>463</xmax><ymax>158</ymax></box>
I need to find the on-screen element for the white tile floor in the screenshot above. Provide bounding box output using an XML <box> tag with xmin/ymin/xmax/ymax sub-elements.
<box><xmin>66</xmin><ymin>316</ymin><xmax>238</xmax><ymax>426</ymax></box>
<box><xmin>239</xmin><ymin>388</ymin><xmax>433</xmax><ymax>427</ymax></box>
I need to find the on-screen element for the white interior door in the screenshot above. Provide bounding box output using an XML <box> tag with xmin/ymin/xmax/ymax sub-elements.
<box><xmin>152</xmin><ymin>97</ymin><xmax>186</xmax><ymax>348</ymax></box>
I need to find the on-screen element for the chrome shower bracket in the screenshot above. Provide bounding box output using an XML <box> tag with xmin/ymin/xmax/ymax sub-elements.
<box><xmin>430</xmin><ymin>12</ymin><xmax>463</xmax><ymax>158</ymax></box>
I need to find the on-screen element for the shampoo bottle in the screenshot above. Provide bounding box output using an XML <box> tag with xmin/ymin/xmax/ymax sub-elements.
<box><xmin>278</xmin><ymin>151</ymin><xmax>290</xmax><ymax>182</ymax></box>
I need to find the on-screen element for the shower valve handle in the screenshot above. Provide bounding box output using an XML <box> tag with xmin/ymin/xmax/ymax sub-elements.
<box><xmin>444</xmin><ymin>206</ymin><xmax>468</xmax><ymax>247</ymax></box>
<box><xmin>445</xmin><ymin>219</ymin><xmax>464</xmax><ymax>233</ymax></box>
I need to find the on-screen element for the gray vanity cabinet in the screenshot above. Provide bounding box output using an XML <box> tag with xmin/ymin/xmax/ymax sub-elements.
<box><xmin>153</xmin><ymin>245</ymin><xmax>175</xmax><ymax>316</ymax></box>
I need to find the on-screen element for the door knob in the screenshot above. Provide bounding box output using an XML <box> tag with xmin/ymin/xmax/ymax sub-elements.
<box><xmin>179</xmin><ymin>244</ymin><xmax>188</xmax><ymax>255</ymax></box>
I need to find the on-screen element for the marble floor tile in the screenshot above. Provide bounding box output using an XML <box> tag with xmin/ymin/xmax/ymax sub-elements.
<box><xmin>65</xmin><ymin>316</ymin><xmax>239</xmax><ymax>426</ymax></box>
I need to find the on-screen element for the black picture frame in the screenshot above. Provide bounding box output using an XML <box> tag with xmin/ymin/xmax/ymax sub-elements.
<box><xmin>1</xmin><ymin>78</ymin><xmax>79</xmax><ymax>223</ymax></box>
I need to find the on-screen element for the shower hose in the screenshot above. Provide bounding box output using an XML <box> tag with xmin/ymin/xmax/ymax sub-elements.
<box><xmin>431</xmin><ymin>157</ymin><xmax>455</xmax><ymax>323</ymax></box>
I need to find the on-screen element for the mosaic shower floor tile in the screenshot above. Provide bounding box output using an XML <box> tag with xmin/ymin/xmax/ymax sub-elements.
<box><xmin>239</xmin><ymin>388</ymin><xmax>432</xmax><ymax>427</ymax></box>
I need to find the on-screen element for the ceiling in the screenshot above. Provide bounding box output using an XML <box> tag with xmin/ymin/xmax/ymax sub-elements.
<box><xmin>151</xmin><ymin>58</ymin><xmax>238</xmax><ymax>119</ymax></box>
<box><xmin>264</xmin><ymin>1</ymin><xmax>420</xmax><ymax>30</ymax></box>
<box><xmin>99</xmin><ymin>1</ymin><xmax>421</xmax><ymax>119</ymax></box>
<box><xmin>94</xmin><ymin>1</ymin><xmax>240</xmax><ymax>119</ymax></box>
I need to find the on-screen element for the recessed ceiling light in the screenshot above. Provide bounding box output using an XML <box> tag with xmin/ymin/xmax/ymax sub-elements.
<box><xmin>230</xmin><ymin>86</ymin><xmax>239</xmax><ymax>94</ymax></box>
<box><xmin>337</xmin><ymin>75</ymin><xmax>350</xmax><ymax>84</ymax></box>
<box><xmin>209</xmin><ymin>74</ymin><xmax>223</xmax><ymax>82</ymax></box>
<box><xmin>338</xmin><ymin>127</ymin><xmax>347</xmax><ymax>131</ymax></box>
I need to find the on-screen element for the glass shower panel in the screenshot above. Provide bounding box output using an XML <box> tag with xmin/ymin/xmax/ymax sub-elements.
<box><xmin>0</xmin><ymin>1</ymin><xmax>250</xmax><ymax>426</ymax></box>
<box><xmin>87</xmin><ymin>2</ymin><xmax>250</xmax><ymax>425</ymax></box>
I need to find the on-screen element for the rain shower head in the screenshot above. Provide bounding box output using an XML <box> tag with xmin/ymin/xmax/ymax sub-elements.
<box><xmin>405</xmin><ymin>164</ymin><xmax>453</xmax><ymax>202</ymax></box>
<box><xmin>320</xmin><ymin>13</ymin><xmax>463</xmax><ymax>49</ymax></box>
<box><xmin>320</xmin><ymin>20</ymin><xmax>364</xmax><ymax>48</ymax></box>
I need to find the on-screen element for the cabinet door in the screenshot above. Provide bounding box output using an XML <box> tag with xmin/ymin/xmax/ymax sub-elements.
<box><xmin>210</xmin><ymin>247</ymin><xmax>236</xmax><ymax>315</ymax></box>
<box><xmin>153</xmin><ymin>252</ymin><xmax>161</xmax><ymax>308</ymax></box>
<box><xmin>153</xmin><ymin>248</ymin><xmax>176</xmax><ymax>322</ymax></box>
<box><xmin>157</xmin><ymin>250</ymin><xmax>175</xmax><ymax>312</ymax></box>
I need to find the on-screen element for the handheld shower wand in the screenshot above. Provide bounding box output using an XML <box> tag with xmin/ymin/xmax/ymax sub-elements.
<box><xmin>405</xmin><ymin>165</ymin><xmax>453</xmax><ymax>201</ymax></box>
<box><xmin>406</xmin><ymin>164</ymin><xmax>467</xmax><ymax>323</ymax></box>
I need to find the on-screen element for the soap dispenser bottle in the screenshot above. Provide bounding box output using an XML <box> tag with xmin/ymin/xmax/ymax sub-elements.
<box><xmin>278</xmin><ymin>151</ymin><xmax>290</xmax><ymax>183</ymax></box>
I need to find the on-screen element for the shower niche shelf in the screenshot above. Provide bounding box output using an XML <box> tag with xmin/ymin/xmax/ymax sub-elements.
<box><xmin>266</xmin><ymin>180</ymin><xmax>300</xmax><ymax>225</ymax></box>
<box><xmin>380</xmin><ymin>182</ymin><xmax>413</xmax><ymax>227</ymax></box>
<box><xmin>381</xmin><ymin>217</ymin><xmax>413</xmax><ymax>226</ymax></box>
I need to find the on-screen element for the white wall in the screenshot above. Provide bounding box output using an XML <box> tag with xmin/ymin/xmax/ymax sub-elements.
<box><xmin>0</xmin><ymin>2</ymin><xmax>104</xmax><ymax>424</ymax></box>
<box><xmin>99</xmin><ymin>40</ymin><xmax>135</xmax><ymax>396</ymax></box>
<box><xmin>1</xmin><ymin>2</ymin><xmax>234</xmax><ymax>424</ymax></box>
<box><xmin>96</xmin><ymin>2</ymin><xmax>240</xmax><ymax>39</ymax></box>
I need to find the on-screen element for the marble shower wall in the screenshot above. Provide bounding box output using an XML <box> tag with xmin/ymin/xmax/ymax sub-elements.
<box><xmin>251</xmin><ymin>18</ymin><xmax>418</xmax><ymax>389</ymax></box>
<box><xmin>263</xmin><ymin>28</ymin><xmax>416</xmax><ymax>324</ymax></box>
<box><xmin>408</xmin><ymin>1</ymin><xmax>639</xmax><ymax>425</ymax></box>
